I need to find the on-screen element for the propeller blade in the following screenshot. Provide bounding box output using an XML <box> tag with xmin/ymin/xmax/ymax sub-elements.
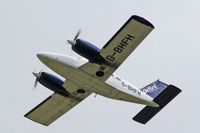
<box><xmin>39</xmin><ymin>67</ymin><xmax>44</xmax><ymax>73</ymax></box>
<box><xmin>73</xmin><ymin>29</ymin><xmax>81</xmax><ymax>41</ymax></box>
<box><xmin>32</xmin><ymin>72</ymin><xmax>41</xmax><ymax>89</ymax></box>
<box><xmin>33</xmin><ymin>78</ymin><xmax>38</xmax><ymax>89</ymax></box>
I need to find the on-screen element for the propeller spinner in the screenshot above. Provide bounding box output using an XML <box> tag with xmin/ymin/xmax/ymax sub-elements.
<box><xmin>32</xmin><ymin>72</ymin><xmax>41</xmax><ymax>89</ymax></box>
<box><xmin>67</xmin><ymin>29</ymin><xmax>81</xmax><ymax>46</ymax></box>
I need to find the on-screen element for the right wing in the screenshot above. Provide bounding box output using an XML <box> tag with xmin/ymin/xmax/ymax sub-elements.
<box><xmin>79</xmin><ymin>15</ymin><xmax>154</xmax><ymax>81</ymax></box>
<box><xmin>25</xmin><ymin>93</ymin><xmax>84</xmax><ymax>126</ymax></box>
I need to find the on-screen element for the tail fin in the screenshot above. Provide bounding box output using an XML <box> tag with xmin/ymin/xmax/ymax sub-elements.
<box><xmin>140</xmin><ymin>80</ymin><xmax>168</xmax><ymax>99</ymax></box>
<box><xmin>133</xmin><ymin>80</ymin><xmax>181</xmax><ymax>124</ymax></box>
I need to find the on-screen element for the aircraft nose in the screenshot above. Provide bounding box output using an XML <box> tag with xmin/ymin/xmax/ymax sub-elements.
<box><xmin>37</xmin><ymin>53</ymin><xmax>48</xmax><ymax>60</ymax></box>
<box><xmin>37</xmin><ymin>53</ymin><xmax>44</xmax><ymax>60</ymax></box>
<box><xmin>37</xmin><ymin>53</ymin><xmax>52</xmax><ymax>64</ymax></box>
<box><xmin>36</xmin><ymin>52</ymin><xmax>80</xmax><ymax>70</ymax></box>
<box><xmin>36</xmin><ymin>52</ymin><xmax>63</xmax><ymax>66</ymax></box>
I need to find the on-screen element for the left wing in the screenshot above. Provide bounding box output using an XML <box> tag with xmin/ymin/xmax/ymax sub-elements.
<box><xmin>79</xmin><ymin>15</ymin><xmax>154</xmax><ymax>80</ymax></box>
<box><xmin>25</xmin><ymin>93</ymin><xmax>82</xmax><ymax>126</ymax></box>
<box><xmin>25</xmin><ymin>79</ymin><xmax>92</xmax><ymax>126</ymax></box>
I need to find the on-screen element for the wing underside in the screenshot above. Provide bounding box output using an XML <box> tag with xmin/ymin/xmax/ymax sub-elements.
<box><xmin>79</xmin><ymin>15</ymin><xmax>154</xmax><ymax>80</ymax></box>
<box><xmin>25</xmin><ymin>77</ymin><xmax>92</xmax><ymax>126</ymax></box>
<box><xmin>25</xmin><ymin>93</ymin><xmax>82</xmax><ymax>126</ymax></box>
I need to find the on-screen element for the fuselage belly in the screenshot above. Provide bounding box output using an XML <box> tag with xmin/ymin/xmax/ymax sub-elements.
<box><xmin>37</xmin><ymin>52</ymin><xmax>158</xmax><ymax>107</ymax></box>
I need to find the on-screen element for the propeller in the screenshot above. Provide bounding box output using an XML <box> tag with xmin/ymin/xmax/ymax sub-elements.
<box><xmin>32</xmin><ymin>69</ymin><xmax>43</xmax><ymax>89</ymax></box>
<box><xmin>67</xmin><ymin>29</ymin><xmax>81</xmax><ymax>46</ymax></box>
<box><xmin>73</xmin><ymin>29</ymin><xmax>81</xmax><ymax>41</ymax></box>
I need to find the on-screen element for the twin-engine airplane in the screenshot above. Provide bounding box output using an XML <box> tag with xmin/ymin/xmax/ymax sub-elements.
<box><xmin>25</xmin><ymin>15</ymin><xmax>181</xmax><ymax>126</ymax></box>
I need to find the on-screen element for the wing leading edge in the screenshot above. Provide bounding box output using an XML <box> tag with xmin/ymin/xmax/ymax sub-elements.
<box><xmin>79</xmin><ymin>15</ymin><xmax>154</xmax><ymax>80</ymax></box>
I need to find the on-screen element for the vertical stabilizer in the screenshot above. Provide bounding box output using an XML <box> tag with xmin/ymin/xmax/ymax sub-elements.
<box><xmin>140</xmin><ymin>80</ymin><xmax>168</xmax><ymax>99</ymax></box>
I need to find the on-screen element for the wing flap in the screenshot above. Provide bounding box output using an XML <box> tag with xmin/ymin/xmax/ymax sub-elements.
<box><xmin>25</xmin><ymin>93</ymin><xmax>81</xmax><ymax>126</ymax></box>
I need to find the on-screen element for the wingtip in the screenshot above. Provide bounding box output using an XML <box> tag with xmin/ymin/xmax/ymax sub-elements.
<box><xmin>132</xmin><ymin>15</ymin><xmax>154</xmax><ymax>28</ymax></box>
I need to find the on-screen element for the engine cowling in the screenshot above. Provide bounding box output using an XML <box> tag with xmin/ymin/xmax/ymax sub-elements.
<box><xmin>72</xmin><ymin>39</ymin><xmax>106</xmax><ymax>64</ymax></box>
<box><xmin>37</xmin><ymin>72</ymin><xmax>69</xmax><ymax>97</ymax></box>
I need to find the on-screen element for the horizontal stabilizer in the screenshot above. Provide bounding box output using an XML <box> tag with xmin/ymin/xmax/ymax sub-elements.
<box><xmin>133</xmin><ymin>85</ymin><xmax>181</xmax><ymax>124</ymax></box>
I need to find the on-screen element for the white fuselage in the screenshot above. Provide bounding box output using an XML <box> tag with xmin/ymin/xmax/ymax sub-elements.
<box><xmin>37</xmin><ymin>52</ymin><xmax>158</xmax><ymax>107</ymax></box>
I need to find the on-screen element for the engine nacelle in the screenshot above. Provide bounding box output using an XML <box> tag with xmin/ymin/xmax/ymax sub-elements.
<box><xmin>38</xmin><ymin>72</ymin><xmax>69</xmax><ymax>97</ymax></box>
<box><xmin>72</xmin><ymin>39</ymin><xmax>106</xmax><ymax>64</ymax></box>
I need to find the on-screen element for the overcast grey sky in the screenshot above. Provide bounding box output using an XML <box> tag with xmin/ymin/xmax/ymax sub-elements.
<box><xmin>0</xmin><ymin>0</ymin><xmax>199</xmax><ymax>132</ymax></box>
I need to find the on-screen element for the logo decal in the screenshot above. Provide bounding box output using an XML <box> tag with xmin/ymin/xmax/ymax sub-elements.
<box><xmin>142</xmin><ymin>83</ymin><xmax>159</xmax><ymax>93</ymax></box>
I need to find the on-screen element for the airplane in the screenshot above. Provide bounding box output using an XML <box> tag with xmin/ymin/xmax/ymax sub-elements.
<box><xmin>24</xmin><ymin>15</ymin><xmax>181</xmax><ymax>126</ymax></box>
